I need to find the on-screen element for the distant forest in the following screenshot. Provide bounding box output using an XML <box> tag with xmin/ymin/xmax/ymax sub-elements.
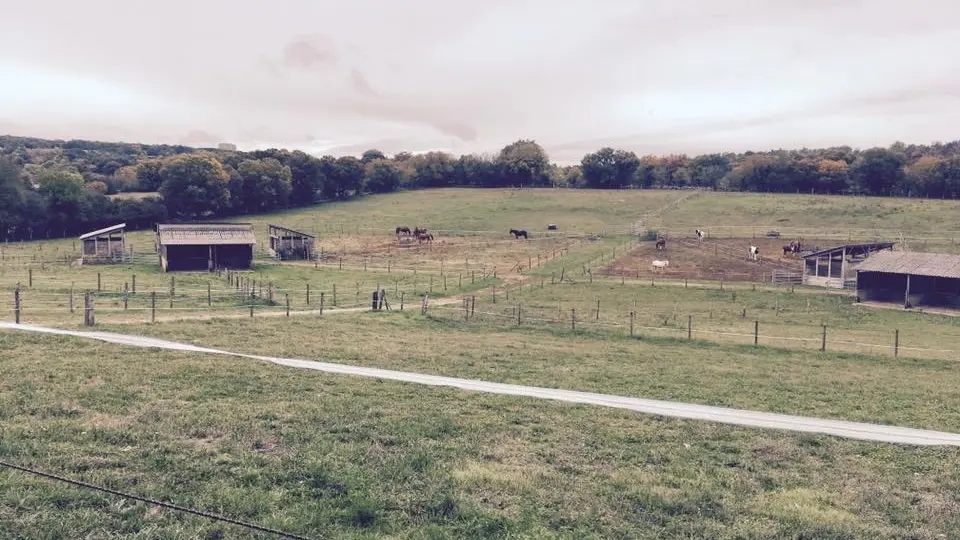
<box><xmin>1</xmin><ymin>134</ymin><xmax>959</xmax><ymax>241</ymax></box>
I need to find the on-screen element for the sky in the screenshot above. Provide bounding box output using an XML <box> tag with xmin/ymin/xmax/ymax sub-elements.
<box><xmin>1</xmin><ymin>0</ymin><xmax>959</xmax><ymax>164</ymax></box>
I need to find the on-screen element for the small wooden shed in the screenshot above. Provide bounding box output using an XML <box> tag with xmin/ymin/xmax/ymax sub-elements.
<box><xmin>79</xmin><ymin>223</ymin><xmax>128</xmax><ymax>264</ymax></box>
<box><xmin>156</xmin><ymin>223</ymin><xmax>256</xmax><ymax>272</ymax></box>
<box><xmin>267</xmin><ymin>224</ymin><xmax>315</xmax><ymax>260</ymax></box>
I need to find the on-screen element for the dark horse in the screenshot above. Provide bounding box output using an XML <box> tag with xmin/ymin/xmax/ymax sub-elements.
<box><xmin>417</xmin><ymin>232</ymin><xmax>434</xmax><ymax>244</ymax></box>
<box><xmin>782</xmin><ymin>241</ymin><xmax>801</xmax><ymax>257</ymax></box>
<box><xmin>413</xmin><ymin>227</ymin><xmax>427</xmax><ymax>237</ymax></box>
<box><xmin>510</xmin><ymin>229</ymin><xmax>528</xmax><ymax>239</ymax></box>
<box><xmin>656</xmin><ymin>237</ymin><xmax>666</xmax><ymax>250</ymax></box>
<box><xmin>396</xmin><ymin>226</ymin><xmax>411</xmax><ymax>236</ymax></box>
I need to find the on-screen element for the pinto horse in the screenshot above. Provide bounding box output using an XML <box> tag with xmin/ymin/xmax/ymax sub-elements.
<box><xmin>749</xmin><ymin>245</ymin><xmax>761</xmax><ymax>261</ymax></box>
<box><xmin>510</xmin><ymin>229</ymin><xmax>528</xmax><ymax>239</ymax></box>
<box><xmin>695</xmin><ymin>229</ymin><xmax>705</xmax><ymax>244</ymax></box>
<box><xmin>655</xmin><ymin>237</ymin><xmax>666</xmax><ymax>251</ymax></box>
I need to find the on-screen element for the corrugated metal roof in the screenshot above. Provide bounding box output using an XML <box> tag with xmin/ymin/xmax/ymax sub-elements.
<box><xmin>157</xmin><ymin>223</ymin><xmax>256</xmax><ymax>246</ymax></box>
<box><xmin>855</xmin><ymin>251</ymin><xmax>960</xmax><ymax>279</ymax></box>
<box><xmin>79</xmin><ymin>223</ymin><xmax>126</xmax><ymax>240</ymax></box>
<box><xmin>803</xmin><ymin>242</ymin><xmax>895</xmax><ymax>259</ymax></box>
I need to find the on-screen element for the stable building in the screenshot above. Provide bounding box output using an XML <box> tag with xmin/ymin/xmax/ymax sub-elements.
<box><xmin>855</xmin><ymin>251</ymin><xmax>960</xmax><ymax>310</ymax></box>
<box><xmin>156</xmin><ymin>223</ymin><xmax>256</xmax><ymax>272</ymax></box>
<box><xmin>79</xmin><ymin>223</ymin><xmax>128</xmax><ymax>264</ymax></box>
<box><xmin>802</xmin><ymin>242</ymin><xmax>895</xmax><ymax>289</ymax></box>
<box><xmin>267</xmin><ymin>224</ymin><xmax>315</xmax><ymax>260</ymax></box>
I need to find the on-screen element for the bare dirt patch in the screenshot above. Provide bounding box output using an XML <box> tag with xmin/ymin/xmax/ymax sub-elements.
<box><xmin>600</xmin><ymin>237</ymin><xmax>835</xmax><ymax>282</ymax></box>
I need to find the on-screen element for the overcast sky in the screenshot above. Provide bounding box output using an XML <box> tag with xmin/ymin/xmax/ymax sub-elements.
<box><xmin>1</xmin><ymin>0</ymin><xmax>959</xmax><ymax>164</ymax></box>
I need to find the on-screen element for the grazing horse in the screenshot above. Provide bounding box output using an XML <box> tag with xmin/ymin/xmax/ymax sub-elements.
<box><xmin>417</xmin><ymin>232</ymin><xmax>434</xmax><ymax>244</ymax></box>
<box><xmin>655</xmin><ymin>237</ymin><xmax>666</xmax><ymax>251</ymax></box>
<box><xmin>396</xmin><ymin>226</ymin><xmax>411</xmax><ymax>236</ymax></box>
<box><xmin>413</xmin><ymin>227</ymin><xmax>426</xmax><ymax>237</ymax></box>
<box><xmin>782</xmin><ymin>241</ymin><xmax>800</xmax><ymax>257</ymax></box>
<box><xmin>749</xmin><ymin>245</ymin><xmax>761</xmax><ymax>261</ymax></box>
<box><xmin>695</xmin><ymin>229</ymin><xmax>705</xmax><ymax>244</ymax></box>
<box><xmin>651</xmin><ymin>260</ymin><xmax>669</xmax><ymax>271</ymax></box>
<box><xmin>510</xmin><ymin>229</ymin><xmax>528</xmax><ymax>239</ymax></box>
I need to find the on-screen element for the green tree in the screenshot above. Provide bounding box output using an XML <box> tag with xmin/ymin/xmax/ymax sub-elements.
<box><xmin>159</xmin><ymin>154</ymin><xmax>230</xmax><ymax>218</ymax></box>
<box><xmin>0</xmin><ymin>158</ymin><xmax>27</xmax><ymax>239</ymax></box>
<box><xmin>136</xmin><ymin>160</ymin><xmax>164</xmax><ymax>191</ymax></box>
<box><xmin>361</xmin><ymin>149</ymin><xmax>387</xmax><ymax>164</ymax></box>
<box><xmin>850</xmin><ymin>148</ymin><xmax>906</xmax><ymax>195</ymax></box>
<box><xmin>410</xmin><ymin>152</ymin><xmax>457</xmax><ymax>188</ymax></box>
<box><xmin>580</xmin><ymin>147</ymin><xmax>640</xmax><ymax>188</ymax></box>
<box><xmin>363</xmin><ymin>159</ymin><xmax>403</xmax><ymax>193</ymax></box>
<box><xmin>36</xmin><ymin>168</ymin><xmax>84</xmax><ymax>235</ymax></box>
<box><xmin>287</xmin><ymin>151</ymin><xmax>325</xmax><ymax>206</ymax></box>
<box><xmin>496</xmin><ymin>139</ymin><xmax>551</xmax><ymax>187</ymax></box>
<box><xmin>234</xmin><ymin>158</ymin><xmax>293</xmax><ymax>212</ymax></box>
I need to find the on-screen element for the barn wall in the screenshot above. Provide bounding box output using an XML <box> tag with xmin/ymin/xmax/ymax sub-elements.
<box><xmin>164</xmin><ymin>245</ymin><xmax>211</xmax><ymax>272</ymax></box>
<box><xmin>214</xmin><ymin>244</ymin><xmax>253</xmax><ymax>270</ymax></box>
<box><xmin>856</xmin><ymin>272</ymin><xmax>907</xmax><ymax>303</ymax></box>
<box><xmin>270</xmin><ymin>235</ymin><xmax>314</xmax><ymax>260</ymax></box>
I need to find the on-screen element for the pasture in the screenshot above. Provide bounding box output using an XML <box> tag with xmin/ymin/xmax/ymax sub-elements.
<box><xmin>3</xmin><ymin>187</ymin><xmax>960</xmax><ymax>537</ymax></box>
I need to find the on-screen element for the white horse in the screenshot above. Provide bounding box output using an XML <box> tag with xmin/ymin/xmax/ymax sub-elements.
<box><xmin>748</xmin><ymin>245</ymin><xmax>760</xmax><ymax>261</ymax></box>
<box><xmin>652</xmin><ymin>259</ymin><xmax>669</xmax><ymax>272</ymax></box>
<box><xmin>695</xmin><ymin>229</ymin><xmax>705</xmax><ymax>244</ymax></box>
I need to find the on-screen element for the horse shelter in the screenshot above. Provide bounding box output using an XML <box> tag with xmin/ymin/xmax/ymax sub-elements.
<box><xmin>802</xmin><ymin>242</ymin><xmax>895</xmax><ymax>289</ymax></box>
<box><xmin>267</xmin><ymin>224</ymin><xmax>315</xmax><ymax>260</ymax></box>
<box><xmin>855</xmin><ymin>251</ymin><xmax>960</xmax><ymax>310</ymax></box>
<box><xmin>156</xmin><ymin>223</ymin><xmax>256</xmax><ymax>272</ymax></box>
<box><xmin>79</xmin><ymin>223</ymin><xmax>129</xmax><ymax>264</ymax></box>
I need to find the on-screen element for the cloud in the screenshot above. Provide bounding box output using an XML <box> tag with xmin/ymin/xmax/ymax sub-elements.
<box><xmin>0</xmin><ymin>0</ymin><xmax>959</xmax><ymax>159</ymax></box>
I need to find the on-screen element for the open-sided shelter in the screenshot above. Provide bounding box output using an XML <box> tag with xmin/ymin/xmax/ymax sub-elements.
<box><xmin>802</xmin><ymin>242</ymin><xmax>895</xmax><ymax>289</ymax></box>
<box><xmin>267</xmin><ymin>224</ymin><xmax>315</xmax><ymax>260</ymax></box>
<box><xmin>79</xmin><ymin>223</ymin><xmax>128</xmax><ymax>264</ymax></box>
<box><xmin>855</xmin><ymin>251</ymin><xmax>960</xmax><ymax>310</ymax></box>
<box><xmin>156</xmin><ymin>223</ymin><xmax>256</xmax><ymax>272</ymax></box>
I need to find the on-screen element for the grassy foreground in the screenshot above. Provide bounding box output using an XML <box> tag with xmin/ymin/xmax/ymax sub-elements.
<box><xmin>1</xmin><ymin>330</ymin><xmax>959</xmax><ymax>539</ymax></box>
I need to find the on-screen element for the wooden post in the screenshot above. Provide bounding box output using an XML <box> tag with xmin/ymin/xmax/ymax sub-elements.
<box><xmin>151</xmin><ymin>292</ymin><xmax>156</xmax><ymax>323</ymax></box>
<box><xmin>754</xmin><ymin>320</ymin><xmax>759</xmax><ymax>345</ymax></box>
<box><xmin>459</xmin><ymin>273</ymin><xmax>462</xmax><ymax>287</ymax></box>
<box><xmin>596</xmin><ymin>297</ymin><xmax>600</xmax><ymax>320</ymax></box>
<box><xmin>688</xmin><ymin>315</ymin><xmax>692</xmax><ymax>339</ymax></box>
<box><xmin>472</xmin><ymin>271</ymin><xmax>475</xmax><ymax>284</ymax></box>
<box><xmin>250</xmin><ymin>300</ymin><xmax>254</xmax><ymax>317</ymax></box>
<box><xmin>14</xmin><ymin>286</ymin><xmax>20</xmax><ymax>324</ymax></box>
<box><xmin>471</xmin><ymin>296</ymin><xmax>475</xmax><ymax>317</ymax></box>
<box><xmin>170</xmin><ymin>275</ymin><xmax>175</xmax><ymax>297</ymax></box>
<box><xmin>169</xmin><ymin>289</ymin><xmax>173</xmax><ymax>309</ymax></box>
<box><xmin>28</xmin><ymin>268</ymin><xmax>32</xmax><ymax>288</ymax></box>
<box><xmin>123</xmin><ymin>284</ymin><xmax>129</xmax><ymax>311</ymax></box>
<box><xmin>904</xmin><ymin>274</ymin><xmax>911</xmax><ymax>308</ymax></box>
<box><xmin>571</xmin><ymin>308</ymin><xmax>576</xmax><ymax>331</ymax></box>
<box><xmin>97</xmin><ymin>272</ymin><xmax>101</xmax><ymax>291</ymax></box>
<box><xmin>207</xmin><ymin>283</ymin><xmax>212</xmax><ymax>306</ymax></box>
<box><xmin>268</xmin><ymin>283</ymin><xmax>274</xmax><ymax>303</ymax></box>
<box><xmin>444</xmin><ymin>275</ymin><xmax>447</xmax><ymax>291</ymax></box>
<box><xmin>742</xmin><ymin>308</ymin><xmax>746</xmax><ymax>318</ymax></box>
<box><xmin>306</xmin><ymin>284</ymin><xmax>311</xmax><ymax>305</ymax></box>
<box><xmin>333</xmin><ymin>284</ymin><xmax>337</xmax><ymax>306</ymax></box>
<box><xmin>86</xmin><ymin>293</ymin><xmax>95</xmax><ymax>326</ymax></box>
<box><xmin>894</xmin><ymin>328</ymin><xmax>899</xmax><ymax>357</ymax></box>
<box><xmin>517</xmin><ymin>304</ymin><xmax>521</xmax><ymax>326</ymax></box>
<box><xmin>320</xmin><ymin>292</ymin><xmax>325</xmax><ymax>314</ymax></box>
<box><xmin>821</xmin><ymin>325</ymin><xmax>827</xmax><ymax>351</ymax></box>
<box><xmin>69</xmin><ymin>284</ymin><xmax>75</xmax><ymax>314</ymax></box>
<box><xmin>339</xmin><ymin>257</ymin><xmax>342</xmax><ymax>270</ymax></box>
<box><xmin>559</xmin><ymin>267</ymin><xmax>565</xmax><ymax>283</ymax></box>
<box><xmin>720</xmin><ymin>279</ymin><xmax>724</xmax><ymax>291</ymax></box>
<box><xmin>132</xmin><ymin>274</ymin><xmax>136</xmax><ymax>294</ymax></box>
<box><xmin>629</xmin><ymin>311</ymin><xmax>634</xmax><ymax>336</ymax></box>
<box><xmin>685</xmin><ymin>278</ymin><xmax>688</xmax><ymax>288</ymax></box>
<box><xmin>400</xmin><ymin>292</ymin><xmax>404</xmax><ymax>311</ymax></box>
<box><xmin>286</xmin><ymin>294</ymin><xmax>290</xmax><ymax>316</ymax></box>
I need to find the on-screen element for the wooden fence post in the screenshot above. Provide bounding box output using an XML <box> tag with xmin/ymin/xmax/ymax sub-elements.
<box><xmin>14</xmin><ymin>286</ymin><xmax>20</xmax><ymax>324</ymax></box>
<box><xmin>28</xmin><ymin>268</ymin><xmax>32</xmax><ymax>288</ymax></box>
<box><xmin>320</xmin><ymin>292</ymin><xmax>325</xmax><ymax>314</ymax></box>
<box><xmin>517</xmin><ymin>304</ymin><xmax>521</xmax><ymax>326</ymax></box>
<box><xmin>894</xmin><ymin>328</ymin><xmax>899</xmax><ymax>357</ymax></box>
<box><xmin>571</xmin><ymin>308</ymin><xmax>576</xmax><ymax>331</ymax></box>
<box><xmin>250</xmin><ymin>300</ymin><xmax>254</xmax><ymax>318</ymax></box>
<box><xmin>471</xmin><ymin>296</ymin><xmax>475</xmax><ymax>317</ymax></box>
<box><xmin>821</xmin><ymin>325</ymin><xmax>827</xmax><ymax>351</ymax></box>
<box><xmin>97</xmin><ymin>272</ymin><xmax>101</xmax><ymax>292</ymax></box>
<box><xmin>69</xmin><ymin>284</ymin><xmax>75</xmax><ymax>314</ymax></box>
<box><xmin>596</xmin><ymin>297</ymin><xmax>600</xmax><ymax>320</ymax></box>
<box><xmin>170</xmin><ymin>275</ymin><xmax>175</xmax><ymax>297</ymax></box>
<box><xmin>132</xmin><ymin>274</ymin><xmax>136</xmax><ymax>294</ymax></box>
<box><xmin>123</xmin><ymin>284</ymin><xmax>129</xmax><ymax>311</ymax></box>
<box><xmin>286</xmin><ymin>294</ymin><xmax>291</xmax><ymax>316</ymax></box>
<box><xmin>151</xmin><ymin>292</ymin><xmax>156</xmax><ymax>323</ymax></box>
<box><xmin>333</xmin><ymin>284</ymin><xmax>337</xmax><ymax>306</ymax></box>
<box><xmin>629</xmin><ymin>311</ymin><xmax>634</xmax><ymax>336</ymax></box>
<box><xmin>753</xmin><ymin>320</ymin><xmax>759</xmax><ymax>345</ymax></box>
<box><xmin>688</xmin><ymin>315</ymin><xmax>692</xmax><ymax>339</ymax></box>
<box><xmin>207</xmin><ymin>283</ymin><xmax>212</xmax><ymax>307</ymax></box>
<box><xmin>400</xmin><ymin>292</ymin><xmax>404</xmax><ymax>311</ymax></box>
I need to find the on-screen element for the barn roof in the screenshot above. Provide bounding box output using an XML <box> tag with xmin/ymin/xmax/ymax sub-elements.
<box><xmin>803</xmin><ymin>242</ymin><xmax>895</xmax><ymax>259</ymax></box>
<box><xmin>267</xmin><ymin>224</ymin><xmax>314</xmax><ymax>238</ymax></box>
<box><xmin>79</xmin><ymin>223</ymin><xmax>126</xmax><ymax>240</ymax></box>
<box><xmin>157</xmin><ymin>223</ymin><xmax>256</xmax><ymax>246</ymax></box>
<box><xmin>855</xmin><ymin>251</ymin><xmax>960</xmax><ymax>279</ymax></box>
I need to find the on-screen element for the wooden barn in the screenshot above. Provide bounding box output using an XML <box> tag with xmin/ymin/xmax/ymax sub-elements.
<box><xmin>855</xmin><ymin>251</ymin><xmax>960</xmax><ymax>310</ymax></box>
<box><xmin>79</xmin><ymin>223</ymin><xmax>128</xmax><ymax>264</ymax></box>
<box><xmin>267</xmin><ymin>224</ymin><xmax>315</xmax><ymax>260</ymax></box>
<box><xmin>156</xmin><ymin>223</ymin><xmax>256</xmax><ymax>272</ymax></box>
<box><xmin>802</xmin><ymin>242</ymin><xmax>895</xmax><ymax>289</ymax></box>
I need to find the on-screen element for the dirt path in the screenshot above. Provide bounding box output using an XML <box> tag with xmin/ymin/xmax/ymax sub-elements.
<box><xmin>2</xmin><ymin>321</ymin><xmax>958</xmax><ymax>447</ymax></box>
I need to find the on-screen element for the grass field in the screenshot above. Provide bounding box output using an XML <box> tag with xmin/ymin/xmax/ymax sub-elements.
<box><xmin>2</xmin><ymin>331</ymin><xmax>959</xmax><ymax>539</ymax></box>
<box><xmin>3</xmin><ymin>187</ymin><xmax>960</xmax><ymax>537</ymax></box>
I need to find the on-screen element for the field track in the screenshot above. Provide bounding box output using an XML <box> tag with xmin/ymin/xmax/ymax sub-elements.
<box><xmin>3</xmin><ymin>321</ymin><xmax>959</xmax><ymax>447</ymax></box>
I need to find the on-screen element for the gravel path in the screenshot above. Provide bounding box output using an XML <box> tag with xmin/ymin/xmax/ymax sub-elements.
<box><xmin>3</xmin><ymin>321</ymin><xmax>959</xmax><ymax>447</ymax></box>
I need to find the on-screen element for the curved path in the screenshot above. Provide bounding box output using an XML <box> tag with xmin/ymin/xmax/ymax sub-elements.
<box><xmin>2</xmin><ymin>321</ymin><xmax>959</xmax><ymax>447</ymax></box>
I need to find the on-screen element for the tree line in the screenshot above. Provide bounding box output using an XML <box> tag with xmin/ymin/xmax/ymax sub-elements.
<box><xmin>1</xmin><ymin>134</ymin><xmax>959</xmax><ymax>241</ymax></box>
